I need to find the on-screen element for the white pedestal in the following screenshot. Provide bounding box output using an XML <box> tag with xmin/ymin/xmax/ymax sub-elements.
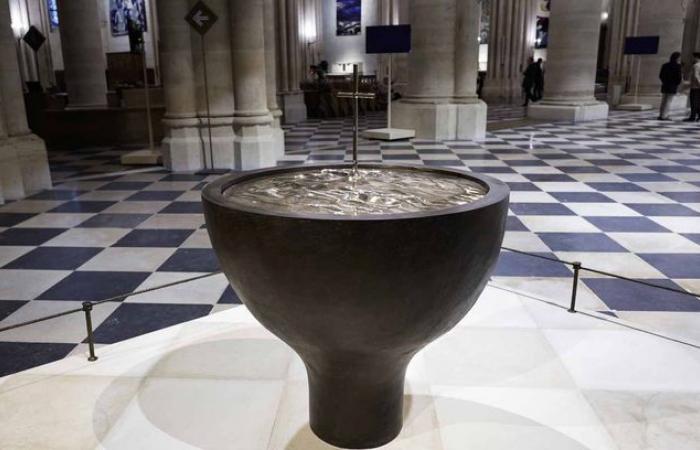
<box><xmin>393</xmin><ymin>100</ymin><xmax>487</xmax><ymax>141</ymax></box>
<box><xmin>528</xmin><ymin>101</ymin><xmax>609</xmax><ymax>123</ymax></box>
<box><xmin>616</xmin><ymin>103</ymin><xmax>654</xmax><ymax>111</ymax></box>
<box><xmin>620</xmin><ymin>93</ymin><xmax>688</xmax><ymax>110</ymax></box>
<box><xmin>361</xmin><ymin>128</ymin><xmax>416</xmax><ymax>141</ymax></box>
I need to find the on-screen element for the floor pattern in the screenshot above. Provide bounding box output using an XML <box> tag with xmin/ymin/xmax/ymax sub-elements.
<box><xmin>1</xmin><ymin>106</ymin><xmax>700</xmax><ymax>376</ymax></box>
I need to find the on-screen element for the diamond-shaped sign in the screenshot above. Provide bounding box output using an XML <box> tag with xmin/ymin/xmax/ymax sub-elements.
<box><xmin>185</xmin><ymin>1</ymin><xmax>218</xmax><ymax>36</ymax></box>
<box><xmin>23</xmin><ymin>26</ymin><xmax>46</xmax><ymax>52</ymax></box>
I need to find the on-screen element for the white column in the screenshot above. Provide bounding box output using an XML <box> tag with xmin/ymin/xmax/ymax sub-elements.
<box><xmin>0</xmin><ymin>0</ymin><xmax>50</xmax><ymax>200</ymax></box>
<box><xmin>56</xmin><ymin>0</ymin><xmax>107</xmax><ymax>108</ymax></box>
<box><xmin>482</xmin><ymin>0</ymin><xmax>538</xmax><ymax>104</ymax></box>
<box><xmin>230</xmin><ymin>0</ymin><xmax>284</xmax><ymax>169</ymax></box>
<box><xmin>158</xmin><ymin>0</ymin><xmax>203</xmax><ymax>172</ymax></box>
<box><xmin>191</xmin><ymin>0</ymin><xmax>236</xmax><ymax>169</ymax></box>
<box><xmin>454</xmin><ymin>0</ymin><xmax>487</xmax><ymax>139</ymax></box>
<box><xmin>606</xmin><ymin>0</ymin><xmax>639</xmax><ymax>106</ymax></box>
<box><xmin>621</xmin><ymin>0</ymin><xmax>689</xmax><ymax>109</ymax></box>
<box><xmin>528</xmin><ymin>0</ymin><xmax>609</xmax><ymax>122</ymax></box>
<box><xmin>682</xmin><ymin>0</ymin><xmax>700</xmax><ymax>72</ymax></box>
<box><xmin>276</xmin><ymin>0</ymin><xmax>306</xmax><ymax>124</ymax></box>
<box><xmin>393</xmin><ymin>0</ymin><xmax>485</xmax><ymax>140</ymax></box>
<box><xmin>264</xmin><ymin>0</ymin><xmax>284</xmax><ymax>127</ymax></box>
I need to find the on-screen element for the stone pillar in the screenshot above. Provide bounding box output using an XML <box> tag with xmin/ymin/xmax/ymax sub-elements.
<box><xmin>528</xmin><ymin>0</ymin><xmax>609</xmax><ymax>122</ymax></box>
<box><xmin>276</xmin><ymin>0</ymin><xmax>307</xmax><ymax>124</ymax></box>
<box><xmin>482</xmin><ymin>0</ymin><xmax>538</xmax><ymax>104</ymax></box>
<box><xmin>0</xmin><ymin>0</ymin><xmax>51</xmax><ymax>201</ymax></box>
<box><xmin>158</xmin><ymin>0</ymin><xmax>203</xmax><ymax>172</ymax></box>
<box><xmin>620</xmin><ymin>0</ymin><xmax>688</xmax><ymax>109</ymax></box>
<box><xmin>454</xmin><ymin>0</ymin><xmax>487</xmax><ymax>139</ymax></box>
<box><xmin>192</xmin><ymin>0</ymin><xmax>236</xmax><ymax>169</ymax></box>
<box><xmin>230</xmin><ymin>0</ymin><xmax>284</xmax><ymax>169</ymax></box>
<box><xmin>606</xmin><ymin>0</ymin><xmax>639</xmax><ymax>106</ymax></box>
<box><xmin>264</xmin><ymin>0</ymin><xmax>284</xmax><ymax>127</ymax></box>
<box><xmin>393</xmin><ymin>0</ymin><xmax>486</xmax><ymax>140</ymax></box>
<box><xmin>56</xmin><ymin>0</ymin><xmax>107</xmax><ymax>108</ymax></box>
<box><xmin>682</xmin><ymin>0</ymin><xmax>700</xmax><ymax>74</ymax></box>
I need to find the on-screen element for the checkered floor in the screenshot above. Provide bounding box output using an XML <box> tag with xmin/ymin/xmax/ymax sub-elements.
<box><xmin>48</xmin><ymin>145</ymin><xmax>154</xmax><ymax>182</ymax></box>
<box><xmin>2</xmin><ymin>105</ymin><xmax>700</xmax><ymax>376</ymax></box>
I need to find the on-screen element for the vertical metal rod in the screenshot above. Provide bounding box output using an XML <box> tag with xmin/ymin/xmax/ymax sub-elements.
<box><xmin>353</xmin><ymin>64</ymin><xmax>359</xmax><ymax>169</ymax></box>
<box><xmin>568</xmin><ymin>262</ymin><xmax>582</xmax><ymax>313</ymax></box>
<box><xmin>82</xmin><ymin>302</ymin><xmax>98</xmax><ymax>361</ymax></box>
<box><xmin>633</xmin><ymin>55</ymin><xmax>641</xmax><ymax>105</ymax></box>
<box><xmin>201</xmin><ymin>35</ymin><xmax>215</xmax><ymax>170</ymax></box>
<box><xmin>387</xmin><ymin>54</ymin><xmax>392</xmax><ymax>129</ymax></box>
<box><xmin>142</xmin><ymin>45</ymin><xmax>155</xmax><ymax>152</ymax></box>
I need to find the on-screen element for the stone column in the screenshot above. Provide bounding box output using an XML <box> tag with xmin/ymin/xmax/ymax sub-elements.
<box><xmin>393</xmin><ymin>0</ymin><xmax>486</xmax><ymax>140</ymax></box>
<box><xmin>56</xmin><ymin>0</ymin><xmax>107</xmax><ymax>108</ymax></box>
<box><xmin>158</xmin><ymin>0</ymin><xmax>203</xmax><ymax>172</ymax></box>
<box><xmin>276</xmin><ymin>0</ymin><xmax>307</xmax><ymax>124</ymax></box>
<box><xmin>230</xmin><ymin>0</ymin><xmax>284</xmax><ymax>169</ymax></box>
<box><xmin>682</xmin><ymin>0</ymin><xmax>700</xmax><ymax>73</ymax></box>
<box><xmin>454</xmin><ymin>0</ymin><xmax>487</xmax><ymax>139</ymax></box>
<box><xmin>606</xmin><ymin>0</ymin><xmax>639</xmax><ymax>106</ymax></box>
<box><xmin>264</xmin><ymin>0</ymin><xmax>284</xmax><ymax>127</ymax></box>
<box><xmin>191</xmin><ymin>0</ymin><xmax>236</xmax><ymax>169</ymax></box>
<box><xmin>482</xmin><ymin>0</ymin><xmax>538</xmax><ymax>104</ymax></box>
<box><xmin>620</xmin><ymin>0</ymin><xmax>688</xmax><ymax>109</ymax></box>
<box><xmin>528</xmin><ymin>0</ymin><xmax>609</xmax><ymax>122</ymax></box>
<box><xmin>0</xmin><ymin>0</ymin><xmax>51</xmax><ymax>201</ymax></box>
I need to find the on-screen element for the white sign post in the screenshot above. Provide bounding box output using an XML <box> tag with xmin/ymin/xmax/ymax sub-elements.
<box><xmin>186</xmin><ymin>1</ymin><xmax>221</xmax><ymax>172</ymax></box>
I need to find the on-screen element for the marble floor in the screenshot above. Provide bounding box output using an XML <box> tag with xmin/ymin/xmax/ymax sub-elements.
<box><xmin>1</xmin><ymin>106</ymin><xmax>700</xmax><ymax>378</ymax></box>
<box><xmin>1</xmin><ymin>286</ymin><xmax>698</xmax><ymax>450</ymax></box>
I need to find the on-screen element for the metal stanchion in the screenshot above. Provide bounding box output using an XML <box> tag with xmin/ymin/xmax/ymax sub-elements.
<box><xmin>568</xmin><ymin>262</ymin><xmax>582</xmax><ymax>313</ymax></box>
<box><xmin>82</xmin><ymin>302</ymin><xmax>98</xmax><ymax>362</ymax></box>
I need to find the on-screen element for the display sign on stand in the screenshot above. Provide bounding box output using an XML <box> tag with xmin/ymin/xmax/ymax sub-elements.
<box><xmin>617</xmin><ymin>35</ymin><xmax>660</xmax><ymax>111</ymax></box>
<box><xmin>186</xmin><ymin>1</ymin><xmax>224</xmax><ymax>173</ymax></box>
<box><xmin>361</xmin><ymin>25</ymin><xmax>415</xmax><ymax>141</ymax></box>
<box><xmin>22</xmin><ymin>26</ymin><xmax>46</xmax><ymax>89</ymax></box>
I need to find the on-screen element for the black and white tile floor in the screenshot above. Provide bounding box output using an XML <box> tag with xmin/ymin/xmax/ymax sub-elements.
<box><xmin>2</xmin><ymin>105</ymin><xmax>700</xmax><ymax>376</ymax></box>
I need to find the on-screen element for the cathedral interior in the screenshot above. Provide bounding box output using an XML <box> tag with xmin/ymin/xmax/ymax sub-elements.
<box><xmin>1</xmin><ymin>0</ymin><xmax>700</xmax><ymax>448</ymax></box>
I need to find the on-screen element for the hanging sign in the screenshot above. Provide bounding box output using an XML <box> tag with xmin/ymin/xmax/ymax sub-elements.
<box><xmin>185</xmin><ymin>1</ymin><xmax>218</xmax><ymax>36</ymax></box>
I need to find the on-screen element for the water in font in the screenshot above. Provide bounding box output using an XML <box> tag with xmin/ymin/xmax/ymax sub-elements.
<box><xmin>223</xmin><ymin>167</ymin><xmax>487</xmax><ymax>216</ymax></box>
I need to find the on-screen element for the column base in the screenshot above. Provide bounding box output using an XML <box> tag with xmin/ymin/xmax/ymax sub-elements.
<box><xmin>528</xmin><ymin>101</ymin><xmax>609</xmax><ymax>123</ymax></box>
<box><xmin>392</xmin><ymin>100</ymin><xmax>487</xmax><ymax>141</ymax></box>
<box><xmin>234</xmin><ymin>123</ymin><xmax>284</xmax><ymax>170</ymax></box>
<box><xmin>162</xmin><ymin>121</ymin><xmax>206</xmax><ymax>172</ymax></box>
<box><xmin>14</xmin><ymin>134</ymin><xmax>52</xmax><ymax>196</ymax></box>
<box><xmin>620</xmin><ymin>93</ymin><xmax>688</xmax><ymax>111</ymax></box>
<box><xmin>0</xmin><ymin>134</ymin><xmax>52</xmax><ymax>201</ymax></box>
<box><xmin>279</xmin><ymin>92</ymin><xmax>307</xmax><ymax>124</ymax></box>
<box><xmin>163</xmin><ymin>117</ymin><xmax>244</xmax><ymax>172</ymax></box>
<box><xmin>0</xmin><ymin>143</ymin><xmax>26</xmax><ymax>201</ymax></box>
<box><xmin>481</xmin><ymin>79</ymin><xmax>521</xmax><ymax>104</ymax></box>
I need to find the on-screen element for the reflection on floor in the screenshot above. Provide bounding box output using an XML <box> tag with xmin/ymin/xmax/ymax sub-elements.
<box><xmin>1</xmin><ymin>106</ymin><xmax>700</xmax><ymax>377</ymax></box>
<box><xmin>1</xmin><ymin>287</ymin><xmax>698</xmax><ymax>449</ymax></box>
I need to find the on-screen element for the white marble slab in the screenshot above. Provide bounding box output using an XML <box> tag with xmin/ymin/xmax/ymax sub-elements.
<box><xmin>1</xmin><ymin>286</ymin><xmax>699</xmax><ymax>450</ymax></box>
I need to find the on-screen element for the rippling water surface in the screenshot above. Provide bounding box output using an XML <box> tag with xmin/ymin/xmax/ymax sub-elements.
<box><xmin>223</xmin><ymin>168</ymin><xmax>487</xmax><ymax>216</ymax></box>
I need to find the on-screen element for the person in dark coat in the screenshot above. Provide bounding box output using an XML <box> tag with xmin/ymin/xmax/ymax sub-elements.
<box><xmin>533</xmin><ymin>58</ymin><xmax>544</xmax><ymax>100</ymax></box>
<box><xmin>658</xmin><ymin>52</ymin><xmax>682</xmax><ymax>120</ymax></box>
<box><xmin>522</xmin><ymin>58</ymin><xmax>538</xmax><ymax>106</ymax></box>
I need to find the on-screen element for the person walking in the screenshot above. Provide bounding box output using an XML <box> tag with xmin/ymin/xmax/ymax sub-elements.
<box><xmin>658</xmin><ymin>52</ymin><xmax>682</xmax><ymax>121</ymax></box>
<box><xmin>686</xmin><ymin>52</ymin><xmax>700</xmax><ymax>122</ymax></box>
<box><xmin>522</xmin><ymin>58</ymin><xmax>538</xmax><ymax>106</ymax></box>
